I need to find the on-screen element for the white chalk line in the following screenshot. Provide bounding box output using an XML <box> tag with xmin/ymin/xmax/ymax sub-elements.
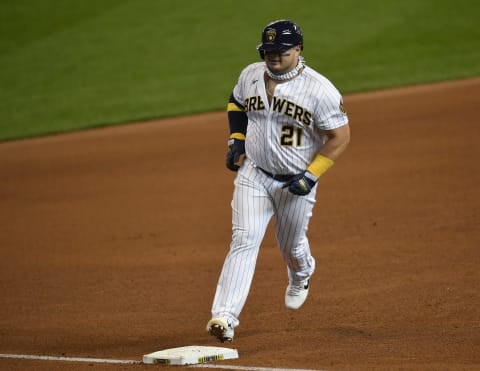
<box><xmin>0</xmin><ymin>353</ymin><xmax>325</xmax><ymax>371</ymax></box>
<box><xmin>0</xmin><ymin>353</ymin><xmax>139</xmax><ymax>364</ymax></box>
<box><xmin>193</xmin><ymin>365</ymin><xmax>325</xmax><ymax>371</ymax></box>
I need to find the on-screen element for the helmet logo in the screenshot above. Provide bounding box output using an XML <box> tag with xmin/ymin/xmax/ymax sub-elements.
<box><xmin>266</xmin><ymin>29</ymin><xmax>276</xmax><ymax>42</ymax></box>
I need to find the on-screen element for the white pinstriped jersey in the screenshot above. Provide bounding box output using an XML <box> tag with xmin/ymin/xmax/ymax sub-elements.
<box><xmin>232</xmin><ymin>62</ymin><xmax>348</xmax><ymax>175</ymax></box>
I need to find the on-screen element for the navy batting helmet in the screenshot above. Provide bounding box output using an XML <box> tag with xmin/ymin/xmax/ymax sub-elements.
<box><xmin>257</xmin><ymin>20</ymin><xmax>303</xmax><ymax>59</ymax></box>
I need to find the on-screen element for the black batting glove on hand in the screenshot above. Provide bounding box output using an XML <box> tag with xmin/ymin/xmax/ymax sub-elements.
<box><xmin>283</xmin><ymin>171</ymin><xmax>317</xmax><ymax>196</ymax></box>
<box><xmin>226</xmin><ymin>138</ymin><xmax>246</xmax><ymax>172</ymax></box>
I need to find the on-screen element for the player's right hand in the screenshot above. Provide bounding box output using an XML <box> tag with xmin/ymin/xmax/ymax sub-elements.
<box><xmin>226</xmin><ymin>138</ymin><xmax>246</xmax><ymax>171</ymax></box>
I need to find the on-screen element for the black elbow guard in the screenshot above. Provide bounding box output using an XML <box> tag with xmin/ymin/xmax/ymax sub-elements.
<box><xmin>227</xmin><ymin>93</ymin><xmax>247</xmax><ymax>135</ymax></box>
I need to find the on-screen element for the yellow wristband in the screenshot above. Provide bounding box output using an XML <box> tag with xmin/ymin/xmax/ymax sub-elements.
<box><xmin>229</xmin><ymin>132</ymin><xmax>246</xmax><ymax>140</ymax></box>
<box><xmin>307</xmin><ymin>154</ymin><xmax>334</xmax><ymax>178</ymax></box>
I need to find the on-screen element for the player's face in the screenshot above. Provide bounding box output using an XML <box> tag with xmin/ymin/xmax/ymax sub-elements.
<box><xmin>264</xmin><ymin>46</ymin><xmax>301</xmax><ymax>75</ymax></box>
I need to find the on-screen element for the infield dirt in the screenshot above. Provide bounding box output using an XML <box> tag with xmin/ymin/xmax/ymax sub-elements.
<box><xmin>0</xmin><ymin>78</ymin><xmax>479</xmax><ymax>370</ymax></box>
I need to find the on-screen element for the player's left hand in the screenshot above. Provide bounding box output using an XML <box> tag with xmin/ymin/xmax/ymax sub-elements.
<box><xmin>284</xmin><ymin>171</ymin><xmax>317</xmax><ymax>196</ymax></box>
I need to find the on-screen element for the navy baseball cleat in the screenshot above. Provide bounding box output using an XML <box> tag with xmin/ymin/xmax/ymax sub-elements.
<box><xmin>207</xmin><ymin>317</ymin><xmax>234</xmax><ymax>343</ymax></box>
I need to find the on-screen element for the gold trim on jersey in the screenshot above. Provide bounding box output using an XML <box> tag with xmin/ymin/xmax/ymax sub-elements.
<box><xmin>227</xmin><ymin>102</ymin><xmax>244</xmax><ymax>112</ymax></box>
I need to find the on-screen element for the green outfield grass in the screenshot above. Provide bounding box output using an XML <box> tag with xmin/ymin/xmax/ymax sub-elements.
<box><xmin>1</xmin><ymin>0</ymin><xmax>479</xmax><ymax>141</ymax></box>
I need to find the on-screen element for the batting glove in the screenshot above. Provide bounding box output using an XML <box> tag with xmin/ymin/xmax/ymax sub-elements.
<box><xmin>284</xmin><ymin>171</ymin><xmax>317</xmax><ymax>196</ymax></box>
<box><xmin>226</xmin><ymin>138</ymin><xmax>246</xmax><ymax>172</ymax></box>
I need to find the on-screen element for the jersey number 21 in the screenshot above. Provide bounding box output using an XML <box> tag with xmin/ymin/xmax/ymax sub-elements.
<box><xmin>281</xmin><ymin>125</ymin><xmax>303</xmax><ymax>147</ymax></box>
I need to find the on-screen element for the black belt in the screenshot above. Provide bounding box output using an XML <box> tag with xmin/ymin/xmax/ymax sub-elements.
<box><xmin>257</xmin><ymin>167</ymin><xmax>295</xmax><ymax>182</ymax></box>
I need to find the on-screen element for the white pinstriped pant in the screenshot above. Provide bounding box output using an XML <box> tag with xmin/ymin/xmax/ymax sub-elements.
<box><xmin>211</xmin><ymin>159</ymin><xmax>316</xmax><ymax>327</ymax></box>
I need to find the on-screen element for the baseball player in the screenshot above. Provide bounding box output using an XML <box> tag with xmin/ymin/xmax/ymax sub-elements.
<box><xmin>207</xmin><ymin>19</ymin><xmax>350</xmax><ymax>342</ymax></box>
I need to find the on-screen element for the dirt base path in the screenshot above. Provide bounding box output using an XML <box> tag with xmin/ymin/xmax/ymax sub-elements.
<box><xmin>1</xmin><ymin>78</ymin><xmax>479</xmax><ymax>370</ymax></box>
